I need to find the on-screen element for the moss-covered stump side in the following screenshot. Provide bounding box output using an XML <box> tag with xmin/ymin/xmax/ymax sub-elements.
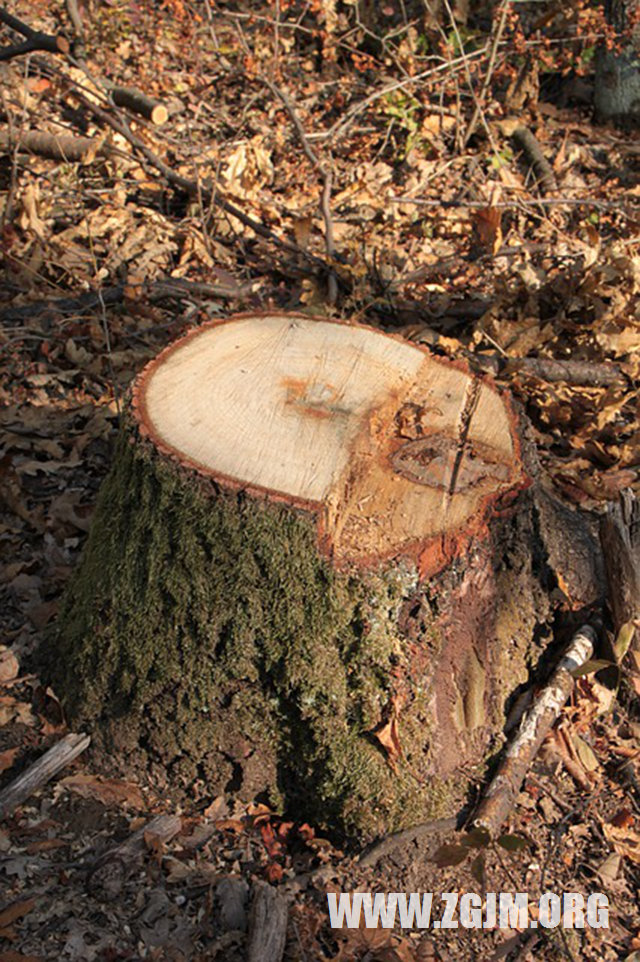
<box><xmin>47</xmin><ymin>427</ymin><xmax>543</xmax><ymax>841</ymax></box>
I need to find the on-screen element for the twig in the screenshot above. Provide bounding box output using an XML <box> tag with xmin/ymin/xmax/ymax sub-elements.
<box><xmin>264</xmin><ymin>79</ymin><xmax>338</xmax><ymax>303</ymax></box>
<box><xmin>540</xmin><ymin>745</ymin><xmax>592</xmax><ymax>792</ymax></box>
<box><xmin>40</xmin><ymin>62</ymin><xmax>338</xmax><ymax>284</ymax></box>
<box><xmin>0</xmin><ymin>732</ymin><xmax>91</xmax><ymax>820</ymax></box>
<box><xmin>319</xmin><ymin>47</ymin><xmax>490</xmax><ymax>144</ymax></box>
<box><xmin>358</xmin><ymin>816</ymin><xmax>458</xmax><ymax>868</ymax></box>
<box><xmin>440</xmin><ymin>0</ymin><xmax>501</xmax><ymax>155</ymax></box>
<box><xmin>462</xmin><ymin>0</ymin><xmax>511</xmax><ymax>147</ymax></box>
<box><xmin>472</xmin><ymin>626</ymin><xmax>596</xmax><ymax>836</ymax></box>
<box><xmin>391</xmin><ymin>195</ymin><xmax>635</xmax><ymax>215</ymax></box>
<box><xmin>444</xmin><ymin>376</ymin><xmax>481</xmax><ymax>511</ymax></box>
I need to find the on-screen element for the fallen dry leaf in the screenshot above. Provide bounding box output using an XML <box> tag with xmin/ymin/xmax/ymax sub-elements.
<box><xmin>56</xmin><ymin>774</ymin><xmax>145</xmax><ymax>809</ymax></box>
<box><xmin>373</xmin><ymin>714</ymin><xmax>402</xmax><ymax>770</ymax></box>
<box><xmin>0</xmin><ymin>899</ymin><xmax>37</xmax><ymax>931</ymax></box>
<box><xmin>0</xmin><ymin>648</ymin><xmax>19</xmax><ymax>683</ymax></box>
<box><xmin>0</xmin><ymin>747</ymin><xmax>20</xmax><ymax>775</ymax></box>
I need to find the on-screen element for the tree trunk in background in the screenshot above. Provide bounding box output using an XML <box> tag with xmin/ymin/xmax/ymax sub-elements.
<box><xmin>595</xmin><ymin>0</ymin><xmax>640</xmax><ymax>124</ymax></box>
<box><xmin>46</xmin><ymin>313</ymin><xmax>588</xmax><ymax>841</ymax></box>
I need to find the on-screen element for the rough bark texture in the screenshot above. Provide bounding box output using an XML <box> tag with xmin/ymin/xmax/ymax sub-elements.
<box><xmin>595</xmin><ymin>0</ymin><xmax>640</xmax><ymax>125</ymax></box>
<box><xmin>45</xmin><ymin>316</ymin><xmax>559</xmax><ymax>842</ymax></box>
<box><xmin>46</xmin><ymin>423</ymin><xmax>551</xmax><ymax>840</ymax></box>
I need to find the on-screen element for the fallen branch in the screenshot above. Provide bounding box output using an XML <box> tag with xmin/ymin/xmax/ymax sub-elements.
<box><xmin>0</xmin><ymin>130</ymin><xmax>106</xmax><ymax>162</ymax></box>
<box><xmin>472</xmin><ymin>626</ymin><xmax>596</xmax><ymax>836</ymax></box>
<box><xmin>511</xmin><ymin>126</ymin><xmax>558</xmax><ymax>195</ymax></box>
<box><xmin>0</xmin><ymin>7</ymin><xmax>69</xmax><ymax>61</ymax></box>
<box><xmin>0</xmin><ymin>732</ymin><xmax>90</xmax><ymax>820</ymax></box>
<box><xmin>401</xmin><ymin>325</ymin><xmax>626</xmax><ymax>387</ymax></box>
<box><xmin>87</xmin><ymin>813</ymin><xmax>182</xmax><ymax>899</ymax></box>
<box><xmin>472</xmin><ymin>354</ymin><xmax>626</xmax><ymax>387</ymax></box>
<box><xmin>246</xmin><ymin>881</ymin><xmax>288</xmax><ymax>962</ymax></box>
<box><xmin>52</xmin><ymin>67</ymin><xmax>341</xmax><ymax>286</ymax></box>
<box><xmin>599</xmin><ymin>492</ymin><xmax>640</xmax><ymax>646</ymax></box>
<box><xmin>1</xmin><ymin>276</ymin><xmax>252</xmax><ymax>327</ymax></box>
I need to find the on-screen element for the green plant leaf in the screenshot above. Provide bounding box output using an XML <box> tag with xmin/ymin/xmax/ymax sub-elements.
<box><xmin>471</xmin><ymin>853</ymin><xmax>485</xmax><ymax>884</ymax></box>
<box><xmin>461</xmin><ymin>827</ymin><xmax>491</xmax><ymax>849</ymax></box>
<box><xmin>613</xmin><ymin>623</ymin><xmax>635</xmax><ymax>664</ymax></box>
<box><xmin>497</xmin><ymin>833</ymin><xmax>529</xmax><ymax>852</ymax></box>
<box><xmin>571</xmin><ymin>658</ymin><xmax>614</xmax><ymax>678</ymax></box>
<box><xmin>432</xmin><ymin>843</ymin><xmax>469</xmax><ymax>867</ymax></box>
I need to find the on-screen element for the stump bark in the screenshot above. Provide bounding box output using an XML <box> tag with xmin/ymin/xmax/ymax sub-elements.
<box><xmin>49</xmin><ymin>313</ymin><xmax>557</xmax><ymax>840</ymax></box>
<box><xmin>595</xmin><ymin>0</ymin><xmax>640</xmax><ymax>126</ymax></box>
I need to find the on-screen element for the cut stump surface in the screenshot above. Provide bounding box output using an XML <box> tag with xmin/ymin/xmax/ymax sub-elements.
<box><xmin>133</xmin><ymin>313</ymin><xmax>525</xmax><ymax>574</ymax></box>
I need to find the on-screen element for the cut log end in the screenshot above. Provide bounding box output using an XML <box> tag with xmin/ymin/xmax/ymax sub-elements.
<box><xmin>132</xmin><ymin>313</ymin><xmax>526</xmax><ymax>575</ymax></box>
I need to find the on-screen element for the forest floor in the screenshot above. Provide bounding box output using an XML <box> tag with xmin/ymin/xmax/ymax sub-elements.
<box><xmin>0</xmin><ymin>1</ymin><xmax>639</xmax><ymax>960</ymax></box>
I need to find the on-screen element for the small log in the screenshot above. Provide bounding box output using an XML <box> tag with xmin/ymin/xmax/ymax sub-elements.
<box><xmin>0</xmin><ymin>732</ymin><xmax>90</xmax><ymax>821</ymax></box>
<box><xmin>246</xmin><ymin>881</ymin><xmax>288</xmax><ymax>962</ymax></box>
<box><xmin>472</xmin><ymin>626</ymin><xmax>596</xmax><ymax>836</ymax></box>
<box><xmin>87</xmin><ymin>813</ymin><xmax>182</xmax><ymax>899</ymax></box>
<box><xmin>111</xmin><ymin>86</ymin><xmax>168</xmax><ymax>126</ymax></box>
<box><xmin>217</xmin><ymin>877</ymin><xmax>249</xmax><ymax>932</ymax></box>
<box><xmin>511</xmin><ymin>126</ymin><xmax>557</xmax><ymax>195</ymax></box>
<box><xmin>599</xmin><ymin>491</ymin><xmax>640</xmax><ymax>645</ymax></box>
<box><xmin>0</xmin><ymin>131</ymin><xmax>105</xmax><ymax>162</ymax></box>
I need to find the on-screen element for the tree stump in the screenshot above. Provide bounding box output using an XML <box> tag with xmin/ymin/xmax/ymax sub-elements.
<box><xmin>595</xmin><ymin>0</ymin><xmax>640</xmax><ymax>126</ymax></box>
<box><xmin>49</xmin><ymin>313</ymin><xmax>554</xmax><ymax>840</ymax></box>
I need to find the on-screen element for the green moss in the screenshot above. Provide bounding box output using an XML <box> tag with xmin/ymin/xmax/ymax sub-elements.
<box><xmin>47</xmin><ymin>429</ymin><xmax>461</xmax><ymax>840</ymax></box>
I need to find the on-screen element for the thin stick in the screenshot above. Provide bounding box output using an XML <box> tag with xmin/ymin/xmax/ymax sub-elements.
<box><xmin>440</xmin><ymin>0</ymin><xmax>501</xmax><ymax>155</ymax></box>
<box><xmin>40</xmin><ymin>61</ymin><xmax>336</xmax><ymax>282</ymax></box>
<box><xmin>391</xmin><ymin>195</ymin><xmax>635</xmax><ymax>214</ymax></box>
<box><xmin>472</xmin><ymin>626</ymin><xmax>596</xmax><ymax>836</ymax></box>
<box><xmin>264</xmin><ymin>79</ymin><xmax>338</xmax><ymax>303</ymax></box>
<box><xmin>462</xmin><ymin>0</ymin><xmax>511</xmax><ymax>148</ymax></box>
<box><xmin>323</xmin><ymin>47</ymin><xmax>490</xmax><ymax>144</ymax></box>
<box><xmin>0</xmin><ymin>733</ymin><xmax>90</xmax><ymax>820</ymax></box>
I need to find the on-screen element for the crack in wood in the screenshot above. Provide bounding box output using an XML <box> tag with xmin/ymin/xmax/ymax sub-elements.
<box><xmin>391</xmin><ymin>435</ymin><xmax>510</xmax><ymax>492</ymax></box>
